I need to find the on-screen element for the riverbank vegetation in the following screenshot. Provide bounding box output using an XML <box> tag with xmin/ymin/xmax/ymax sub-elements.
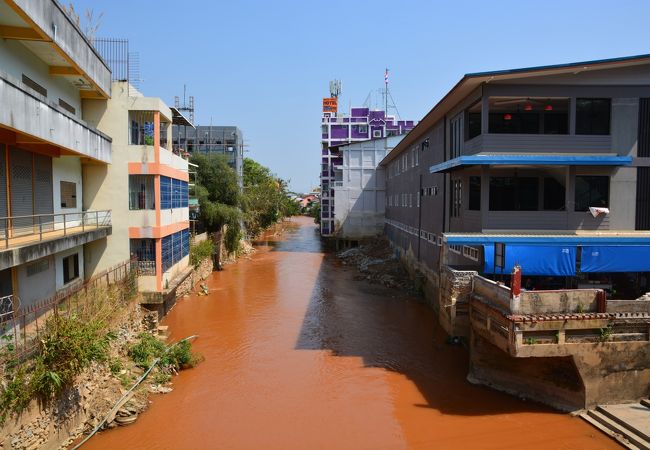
<box><xmin>190</xmin><ymin>154</ymin><xmax>300</xmax><ymax>253</ymax></box>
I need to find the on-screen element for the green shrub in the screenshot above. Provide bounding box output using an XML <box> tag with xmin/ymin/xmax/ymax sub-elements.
<box><xmin>0</xmin><ymin>367</ymin><xmax>30</xmax><ymax>424</ymax></box>
<box><xmin>190</xmin><ymin>239</ymin><xmax>213</xmax><ymax>267</ymax></box>
<box><xmin>128</xmin><ymin>333</ymin><xmax>202</xmax><ymax>371</ymax></box>
<box><xmin>128</xmin><ymin>333</ymin><xmax>167</xmax><ymax>369</ymax></box>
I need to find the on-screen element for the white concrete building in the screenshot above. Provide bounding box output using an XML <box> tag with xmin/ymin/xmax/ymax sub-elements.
<box><xmin>0</xmin><ymin>0</ymin><xmax>112</xmax><ymax>314</ymax></box>
<box><xmin>83</xmin><ymin>81</ymin><xmax>192</xmax><ymax>310</ymax></box>
<box><xmin>333</xmin><ymin>135</ymin><xmax>404</xmax><ymax>240</ymax></box>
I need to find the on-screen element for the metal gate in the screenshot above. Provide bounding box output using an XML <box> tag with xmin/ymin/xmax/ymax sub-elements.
<box><xmin>10</xmin><ymin>148</ymin><xmax>34</xmax><ymax>236</ymax></box>
<box><xmin>34</xmin><ymin>154</ymin><xmax>53</xmax><ymax>231</ymax></box>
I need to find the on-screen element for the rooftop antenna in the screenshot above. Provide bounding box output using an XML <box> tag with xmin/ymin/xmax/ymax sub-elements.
<box><xmin>329</xmin><ymin>79</ymin><xmax>342</xmax><ymax>98</ymax></box>
<box><xmin>383</xmin><ymin>68</ymin><xmax>402</xmax><ymax>119</ymax></box>
<box><xmin>174</xmin><ymin>84</ymin><xmax>195</xmax><ymax>124</ymax></box>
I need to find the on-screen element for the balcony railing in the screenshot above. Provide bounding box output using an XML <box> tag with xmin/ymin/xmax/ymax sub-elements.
<box><xmin>0</xmin><ymin>210</ymin><xmax>111</xmax><ymax>250</ymax></box>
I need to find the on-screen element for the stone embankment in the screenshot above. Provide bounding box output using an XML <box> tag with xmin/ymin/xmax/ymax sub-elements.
<box><xmin>1</xmin><ymin>256</ymin><xmax>215</xmax><ymax>450</ymax></box>
<box><xmin>337</xmin><ymin>238</ymin><xmax>411</xmax><ymax>290</ymax></box>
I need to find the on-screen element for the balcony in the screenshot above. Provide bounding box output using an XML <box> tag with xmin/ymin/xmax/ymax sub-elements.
<box><xmin>463</xmin><ymin>133</ymin><xmax>612</xmax><ymax>156</ymax></box>
<box><xmin>0</xmin><ymin>71</ymin><xmax>112</xmax><ymax>163</ymax></box>
<box><xmin>0</xmin><ymin>210</ymin><xmax>112</xmax><ymax>270</ymax></box>
<box><xmin>2</xmin><ymin>0</ymin><xmax>111</xmax><ymax>97</ymax></box>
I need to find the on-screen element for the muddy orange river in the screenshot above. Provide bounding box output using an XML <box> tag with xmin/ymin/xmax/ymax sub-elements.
<box><xmin>85</xmin><ymin>217</ymin><xmax>619</xmax><ymax>449</ymax></box>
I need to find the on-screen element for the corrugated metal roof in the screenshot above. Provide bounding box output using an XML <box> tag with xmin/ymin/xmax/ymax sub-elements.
<box><xmin>429</xmin><ymin>154</ymin><xmax>632</xmax><ymax>173</ymax></box>
<box><xmin>444</xmin><ymin>231</ymin><xmax>650</xmax><ymax>245</ymax></box>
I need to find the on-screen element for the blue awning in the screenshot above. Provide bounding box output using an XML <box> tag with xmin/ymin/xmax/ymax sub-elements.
<box><xmin>483</xmin><ymin>244</ymin><xmax>577</xmax><ymax>276</ymax></box>
<box><xmin>581</xmin><ymin>246</ymin><xmax>650</xmax><ymax>272</ymax></box>
<box><xmin>430</xmin><ymin>154</ymin><xmax>632</xmax><ymax>173</ymax></box>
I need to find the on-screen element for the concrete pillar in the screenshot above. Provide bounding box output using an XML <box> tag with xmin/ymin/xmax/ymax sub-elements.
<box><xmin>155</xmin><ymin>238</ymin><xmax>162</xmax><ymax>292</ymax></box>
<box><xmin>480</xmin><ymin>165</ymin><xmax>489</xmax><ymax>229</ymax></box>
<box><xmin>481</xmin><ymin>95</ymin><xmax>490</xmax><ymax>134</ymax></box>
<box><xmin>557</xmin><ymin>329</ymin><xmax>566</xmax><ymax>344</ymax></box>
<box><xmin>153</xmin><ymin>111</ymin><xmax>160</xmax><ymax>165</ymax></box>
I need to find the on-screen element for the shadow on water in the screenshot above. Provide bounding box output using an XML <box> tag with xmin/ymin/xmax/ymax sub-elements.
<box><xmin>293</xmin><ymin>226</ymin><xmax>563</xmax><ymax>419</ymax></box>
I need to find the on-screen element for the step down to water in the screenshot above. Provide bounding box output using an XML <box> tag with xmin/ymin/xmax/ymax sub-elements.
<box><xmin>597</xmin><ymin>404</ymin><xmax>650</xmax><ymax>443</ymax></box>
<box><xmin>579</xmin><ymin>412</ymin><xmax>640</xmax><ymax>450</ymax></box>
<box><xmin>580</xmin><ymin>408</ymin><xmax>650</xmax><ymax>450</ymax></box>
<box><xmin>641</xmin><ymin>399</ymin><xmax>650</xmax><ymax>410</ymax></box>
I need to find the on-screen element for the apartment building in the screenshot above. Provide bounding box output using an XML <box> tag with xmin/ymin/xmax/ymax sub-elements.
<box><xmin>320</xmin><ymin>105</ymin><xmax>416</xmax><ymax>237</ymax></box>
<box><xmin>0</xmin><ymin>0</ymin><xmax>112</xmax><ymax>315</ymax></box>
<box><xmin>83</xmin><ymin>81</ymin><xmax>191</xmax><ymax>306</ymax></box>
<box><xmin>381</xmin><ymin>55</ymin><xmax>650</xmax><ymax>409</ymax></box>
<box><xmin>384</xmin><ymin>54</ymin><xmax>650</xmax><ymax>296</ymax></box>
<box><xmin>332</xmin><ymin>135</ymin><xmax>404</xmax><ymax>240</ymax></box>
<box><xmin>172</xmin><ymin>125</ymin><xmax>244</xmax><ymax>185</ymax></box>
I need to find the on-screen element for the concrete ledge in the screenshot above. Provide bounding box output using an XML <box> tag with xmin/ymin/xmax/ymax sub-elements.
<box><xmin>0</xmin><ymin>226</ymin><xmax>111</xmax><ymax>270</ymax></box>
<box><xmin>139</xmin><ymin>264</ymin><xmax>194</xmax><ymax>306</ymax></box>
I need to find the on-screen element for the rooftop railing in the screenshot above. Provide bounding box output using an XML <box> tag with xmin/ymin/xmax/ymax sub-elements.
<box><xmin>0</xmin><ymin>210</ymin><xmax>111</xmax><ymax>250</ymax></box>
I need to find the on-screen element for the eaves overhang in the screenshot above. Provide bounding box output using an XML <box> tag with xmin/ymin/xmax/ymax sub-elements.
<box><xmin>380</xmin><ymin>53</ymin><xmax>650</xmax><ymax>167</ymax></box>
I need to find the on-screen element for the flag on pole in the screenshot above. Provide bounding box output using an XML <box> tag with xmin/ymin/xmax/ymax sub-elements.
<box><xmin>384</xmin><ymin>68</ymin><xmax>389</xmax><ymax>85</ymax></box>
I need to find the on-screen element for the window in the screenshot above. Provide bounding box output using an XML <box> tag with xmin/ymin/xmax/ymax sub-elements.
<box><xmin>463</xmin><ymin>246</ymin><xmax>479</xmax><ymax>261</ymax></box>
<box><xmin>465</xmin><ymin>101</ymin><xmax>481</xmax><ymax>140</ymax></box>
<box><xmin>449</xmin><ymin>244</ymin><xmax>462</xmax><ymax>255</ymax></box>
<box><xmin>58</xmin><ymin>98</ymin><xmax>76</xmax><ymax>115</ymax></box>
<box><xmin>575</xmin><ymin>176</ymin><xmax>609</xmax><ymax>211</ymax></box>
<box><xmin>129</xmin><ymin>111</ymin><xmax>155</xmax><ymax>145</ymax></box>
<box><xmin>22</xmin><ymin>74</ymin><xmax>47</xmax><ymax>97</ymax></box>
<box><xmin>576</xmin><ymin>99</ymin><xmax>611</xmax><ymax>135</ymax></box>
<box><xmin>415</xmin><ymin>148</ymin><xmax>419</xmax><ymax>166</ymax></box>
<box><xmin>62</xmin><ymin>253</ymin><xmax>79</xmax><ymax>284</ymax></box>
<box><xmin>489</xmin><ymin>177</ymin><xmax>539</xmax><ymax>211</ymax></box>
<box><xmin>451</xmin><ymin>179</ymin><xmax>462</xmax><ymax>217</ymax></box>
<box><xmin>469</xmin><ymin>176</ymin><xmax>481</xmax><ymax>210</ymax></box>
<box><xmin>373</xmin><ymin>129</ymin><xmax>382</xmax><ymax>138</ymax></box>
<box><xmin>60</xmin><ymin>181</ymin><xmax>77</xmax><ymax>208</ymax></box>
<box><xmin>358</xmin><ymin>125</ymin><xmax>368</xmax><ymax>134</ymax></box>
<box><xmin>27</xmin><ymin>258</ymin><xmax>49</xmax><ymax>277</ymax></box>
<box><xmin>488</xmin><ymin>97</ymin><xmax>569</xmax><ymax>134</ymax></box>
<box><xmin>543</xmin><ymin>177</ymin><xmax>566</xmax><ymax>211</ymax></box>
<box><xmin>160</xmin><ymin>176</ymin><xmax>172</xmax><ymax>209</ymax></box>
<box><xmin>129</xmin><ymin>175</ymin><xmax>155</xmax><ymax>210</ymax></box>
<box><xmin>130</xmin><ymin>239</ymin><xmax>155</xmax><ymax>262</ymax></box>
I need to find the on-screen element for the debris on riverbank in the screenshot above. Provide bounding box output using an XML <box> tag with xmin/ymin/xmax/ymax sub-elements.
<box><xmin>337</xmin><ymin>238</ymin><xmax>412</xmax><ymax>290</ymax></box>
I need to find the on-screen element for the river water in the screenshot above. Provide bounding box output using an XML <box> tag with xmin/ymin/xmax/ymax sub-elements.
<box><xmin>85</xmin><ymin>216</ymin><xmax>618</xmax><ymax>449</ymax></box>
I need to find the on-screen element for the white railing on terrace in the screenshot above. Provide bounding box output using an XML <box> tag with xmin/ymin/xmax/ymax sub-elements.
<box><xmin>0</xmin><ymin>210</ymin><xmax>111</xmax><ymax>249</ymax></box>
<box><xmin>137</xmin><ymin>260</ymin><xmax>156</xmax><ymax>276</ymax></box>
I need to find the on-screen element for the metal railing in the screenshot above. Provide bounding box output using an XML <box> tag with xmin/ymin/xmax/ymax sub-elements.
<box><xmin>0</xmin><ymin>259</ymin><xmax>137</xmax><ymax>362</ymax></box>
<box><xmin>0</xmin><ymin>210</ymin><xmax>111</xmax><ymax>249</ymax></box>
<box><xmin>136</xmin><ymin>260</ymin><xmax>156</xmax><ymax>276</ymax></box>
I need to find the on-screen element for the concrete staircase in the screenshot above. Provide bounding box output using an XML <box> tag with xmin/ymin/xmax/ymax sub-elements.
<box><xmin>579</xmin><ymin>401</ymin><xmax>650</xmax><ymax>449</ymax></box>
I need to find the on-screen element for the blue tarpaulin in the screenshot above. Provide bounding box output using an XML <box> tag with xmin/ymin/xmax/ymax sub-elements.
<box><xmin>483</xmin><ymin>244</ymin><xmax>577</xmax><ymax>276</ymax></box>
<box><xmin>581</xmin><ymin>246</ymin><xmax>650</xmax><ymax>272</ymax></box>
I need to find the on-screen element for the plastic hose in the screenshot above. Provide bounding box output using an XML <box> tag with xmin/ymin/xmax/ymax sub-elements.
<box><xmin>70</xmin><ymin>334</ymin><xmax>198</xmax><ymax>449</ymax></box>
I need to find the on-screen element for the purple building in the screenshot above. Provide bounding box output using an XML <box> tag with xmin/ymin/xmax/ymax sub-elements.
<box><xmin>320</xmin><ymin>107</ymin><xmax>416</xmax><ymax>236</ymax></box>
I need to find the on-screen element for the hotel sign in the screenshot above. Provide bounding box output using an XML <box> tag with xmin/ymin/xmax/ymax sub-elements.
<box><xmin>322</xmin><ymin>97</ymin><xmax>337</xmax><ymax>113</ymax></box>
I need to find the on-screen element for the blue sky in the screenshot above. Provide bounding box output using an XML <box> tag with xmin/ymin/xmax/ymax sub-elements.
<box><xmin>72</xmin><ymin>0</ymin><xmax>650</xmax><ymax>192</ymax></box>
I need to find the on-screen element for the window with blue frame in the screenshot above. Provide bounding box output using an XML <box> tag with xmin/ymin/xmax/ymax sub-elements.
<box><xmin>160</xmin><ymin>176</ymin><xmax>172</xmax><ymax>209</ymax></box>
<box><xmin>160</xmin><ymin>177</ymin><xmax>188</xmax><ymax>210</ymax></box>
<box><xmin>162</xmin><ymin>235</ymin><xmax>173</xmax><ymax>272</ymax></box>
<box><xmin>181</xmin><ymin>181</ymin><xmax>188</xmax><ymax>207</ymax></box>
<box><xmin>181</xmin><ymin>229</ymin><xmax>190</xmax><ymax>257</ymax></box>
<box><xmin>172</xmin><ymin>231</ymin><xmax>182</xmax><ymax>264</ymax></box>
<box><xmin>172</xmin><ymin>178</ymin><xmax>181</xmax><ymax>209</ymax></box>
<box><xmin>161</xmin><ymin>228</ymin><xmax>191</xmax><ymax>273</ymax></box>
